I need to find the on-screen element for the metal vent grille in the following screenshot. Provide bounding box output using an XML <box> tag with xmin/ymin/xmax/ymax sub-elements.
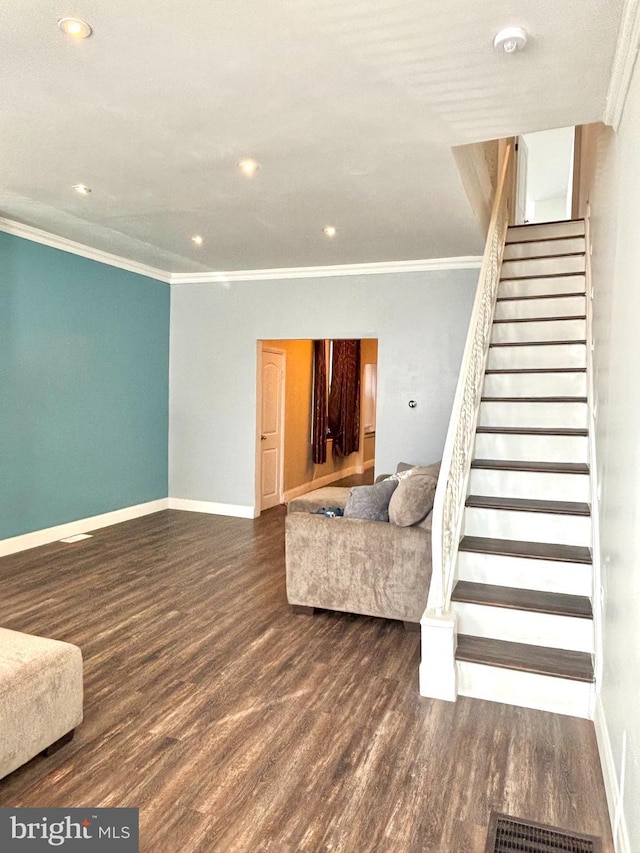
<box><xmin>486</xmin><ymin>812</ymin><xmax>602</xmax><ymax>853</ymax></box>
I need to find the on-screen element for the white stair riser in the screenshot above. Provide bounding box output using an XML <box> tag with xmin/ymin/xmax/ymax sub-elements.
<box><xmin>479</xmin><ymin>401</ymin><xmax>588</xmax><ymax>428</ymax></box>
<box><xmin>507</xmin><ymin>221</ymin><xmax>585</xmax><ymax>242</ymax></box>
<box><xmin>501</xmin><ymin>255</ymin><xmax>585</xmax><ymax>279</ymax></box>
<box><xmin>483</xmin><ymin>371</ymin><xmax>587</xmax><ymax>397</ymax></box>
<box><xmin>474</xmin><ymin>432</ymin><xmax>588</xmax><ymax>463</ymax></box>
<box><xmin>503</xmin><ymin>237</ymin><xmax>585</xmax><ymax>260</ymax></box>
<box><xmin>487</xmin><ymin>343</ymin><xmax>586</xmax><ymax>370</ymax></box>
<box><xmin>457</xmin><ymin>551</ymin><xmax>592</xmax><ymax>596</ymax></box>
<box><xmin>494</xmin><ymin>295</ymin><xmax>586</xmax><ymax>321</ymax></box>
<box><xmin>491</xmin><ymin>318</ymin><xmax>585</xmax><ymax>344</ymax></box>
<box><xmin>457</xmin><ymin>661</ymin><xmax>593</xmax><ymax>718</ymax></box>
<box><xmin>453</xmin><ymin>603</ymin><xmax>594</xmax><ymax>651</ymax></box>
<box><xmin>463</xmin><ymin>506</ymin><xmax>591</xmax><ymax>546</ymax></box>
<box><xmin>468</xmin><ymin>468</ymin><xmax>591</xmax><ymax>502</ymax></box>
<box><xmin>499</xmin><ymin>275</ymin><xmax>586</xmax><ymax>299</ymax></box>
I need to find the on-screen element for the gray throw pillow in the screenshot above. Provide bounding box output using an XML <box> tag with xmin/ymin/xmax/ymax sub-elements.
<box><xmin>344</xmin><ymin>479</ymin><xmax>398</xmax><ymax>522</ymax></box>
<box><xmin>388</xmin><ymin>473</ymin><xmax>438</xmax><ymax>526</ymax></box>
<box><xmin>397</xmin><ymin>460</ymin><xmax>441</xmax><ymax>478</ymax></box>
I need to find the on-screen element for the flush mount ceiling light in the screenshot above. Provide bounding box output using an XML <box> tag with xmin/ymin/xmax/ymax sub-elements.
<box><xmin>72</xmin><ymin>184</ymin><xmax>91</xmax><ymax>195</ymax></box>
<box><xmin>494</xmin><ymin>27</ymin><xmax>528</xmax><ymax>55</ymax></box>
<box><xmin>191</xmin><ymin>235</ymin><xmax>203</xmax><ymax>246</ymax></box>
<box><xmin>323</xmin><ymin>226</ymin><xmax>337</xmax><ymax>238</ymax></box>
<box><xmin>57</xmin><ymin>17</ymin><xmax>93</xmax><ymax>39</ymax></box>
<box><xmin>238</xmin><ymin>158</ymin><xmax>259</xmax><ymax>177</ymax></box>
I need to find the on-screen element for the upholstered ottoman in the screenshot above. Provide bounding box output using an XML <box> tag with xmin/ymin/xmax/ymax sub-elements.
<box><xmin>0</xmin><ymin>628</ymin><xmax>83</xmax><ymax>780</ymax></box>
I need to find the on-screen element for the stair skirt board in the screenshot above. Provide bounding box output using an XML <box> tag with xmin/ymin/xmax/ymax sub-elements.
<box><xmin>501</xmin><ymin>255</ymin><xmax>585</xmax><ymax>279</ymax></box>
<box><xmin>487</xmin><ymin>343</ymin><xmax>586</xmax><ymax>370</ymax></box>
<box><xmin>474</xmin><ymin>432</ymin><xmax>588</xmax><ymax>463</ymax></box>
<box><xmin>494</xmin><ymin>295</ymin><xmax>586</xmax><ymax>320</ymax></box>
<box><xmin>499</xmin><ymin>275</ymin><xmax>586</xmax><ymax>299</ymax></box>
<box><xmin>502</xmin><ymin>237</ymin><xmax>585</xmax><ymax>260</ymax></box>
<box><xmin>453</xmin><ymin>603</ymin><xmax>593</xmax><ymax>652</ymax></box>
<box><xmin>462</xmin><ymin>507</ymin><xmax>590</xmax><ymax>546</ymax></box>
<box><xmin>490</xmin><ymin>318</ymin><xmax>586</xmax><ymax>343</ymax></box>
<box><xmin>456</xmin><ymin>661</ymin><xmax>593</xmax><ymax>717</ymax></box>
<box><xmin>506</xmin><ymin>221</ymin><xmax>585</xmax><ymax>242</ymax></box>
<box><xmin>478</xmin><ymin>401</ymin><xmax>588</xmax><ymax>429</ymax></box>
<box><xmin>457</xmin><ymin>551</ymin><xmax>592</xmax><ymax>596</ymax></box>
<box><xmin>482</xmin><ymin>372</ymin><xmax>587</xmax><ymax>396</ymax></box>
<box><xmin>468</xmin><ymin>467</ymin><xmax>590</xmax><ymax>502</ymax></box>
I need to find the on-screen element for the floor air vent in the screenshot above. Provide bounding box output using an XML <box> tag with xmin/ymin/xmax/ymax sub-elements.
<box><xmin>486</xmin><ymin>813</ymin><xmax>602</xmax><ymax>853</ymax></box>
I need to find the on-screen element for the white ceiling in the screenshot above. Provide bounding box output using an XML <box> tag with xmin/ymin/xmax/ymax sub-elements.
<box><xmin>0</xmin><ymin>0</ymin><xmax>624</xmax><ymax>273</ymax></box>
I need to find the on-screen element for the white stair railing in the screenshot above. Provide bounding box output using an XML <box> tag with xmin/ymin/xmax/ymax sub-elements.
<box><xmin>420</xmin><ymin>140</ymin><xmax>514</xmax><ymax>701</ymax></box>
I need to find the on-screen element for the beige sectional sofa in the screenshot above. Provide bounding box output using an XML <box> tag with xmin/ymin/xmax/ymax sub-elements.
<box><xmin>285</xmin><ymin>463</ymin><xmax>438</xmax><ymax>627</ymax></box>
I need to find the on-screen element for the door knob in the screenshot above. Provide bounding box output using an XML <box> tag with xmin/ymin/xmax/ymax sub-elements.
<box><xmin>261</xmin><ymin>435</ymin><xmax>267</xmax><ymax>440</ymax></box>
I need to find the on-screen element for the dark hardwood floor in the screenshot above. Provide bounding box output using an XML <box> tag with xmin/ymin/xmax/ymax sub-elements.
<box><xmin>0</xmin><ymin>509</ymin><xmax>614</xmax><ymax>852</ymax></box>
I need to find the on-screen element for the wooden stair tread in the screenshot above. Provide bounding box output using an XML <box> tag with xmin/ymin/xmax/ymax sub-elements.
<box><xmin>465</xmin><ymin>495</ymin><xmax>590</xmax><ymax>516</ymax></box>
<box><xmin>477</xmin><ymin>425</ymin><xmax>588</xmax><ymax>434</ymax></box>
<box><xmin>501</xmin><ymin>272</ymin><xmax>586</xmax><ymax>282</ymax></box>
<box><xmin>489</xmin><ymin>339</ymin><xmax>586</xmax><ymax>348</ymax></box>
<box><xmin>456</xmin><ymin>635</ymin><xmax>594</xmax><ymax>682</ymax></box>
<box><xmin>493</xmin><ymin>315</ymin><xmax>586</xmax><ymax>324</ymax></box>
<box><xmin>452</xmin><ymin>581</ymin><xmax>592</xmax><ymax>618</ymax></box>
<box><xmin>484</xmin><ymin>368</ymin><xmax>586</xmax><ymax>374</ymax></box>
<box><xmin>471</xmin><ymin>459</ymin><xmax>589</xmax><ymax>474</ymax></box>
<box><xmin>481</xmin><ymin>395</ymin><xmax>587</xmax><ymax>403</ymax></box>
<box><xmin>505</xmin><ymin>234</ymin><xmax>585</xmax><ymax>246</ymax></box>
<box><xmin>497</xmin><ymin>292</ymin><xmax>586</xmax><ymax>302</ymax></box>
<box><xmin>503</xmin><ymin>251</ymin><xmax>585</xmax><ymax>261</ymax></box>
<box><xmin>459</xmin><ymin>535</ymin><xmax>592</xmax><ymax>564</ymax></box>
<box><xmin>506</xmin><ymin>219</ymin><xmax>584</xmax><ymax>236</ymax></box>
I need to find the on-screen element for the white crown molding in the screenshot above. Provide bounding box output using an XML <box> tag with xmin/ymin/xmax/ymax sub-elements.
<box><xmin>604</xmin><ymin>0</ymin><xmax>640</xmax><ymax>130</ymax></box>
<box><xmin>0</xmin><ymin>217</ymin><xmax>171</xmax><ymax>283</ymax></box>
<box><xmin>169</xmin><ymin>256</ymin><xmax>483</xmax><ymax>285</ymax></box>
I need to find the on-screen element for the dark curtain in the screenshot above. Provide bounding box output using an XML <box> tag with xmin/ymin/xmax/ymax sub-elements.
<box><xmin>328</xmin><ymin>339</ymin><xmax>361</xmax><ymax>457</ymax></box>
<box><xmin>312</xmin><ymin>340</ymin><xmax>328</xmax><ymax>464</ymax></box>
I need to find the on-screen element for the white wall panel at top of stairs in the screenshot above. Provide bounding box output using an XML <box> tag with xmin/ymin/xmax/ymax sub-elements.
<box><xmin>457</xmin><ymin>550</ymin><xmax>592</xmax><ymax>595</ymax></box>
<box><xmin>468</xmin><ymin>467</ymin><xmax>591</xmax><ymax>502</ymax></box>
<box><xmin>456</xmin><ymin>660</ymin><xmax>592</xmax><ymax>718</ymax></box>
<box><xmin>482</xmin><ymin>371</ymin><xmax>587</xmax><ymax>396</ymax></box>
<box><xmin>503</xmin><ymin>237</ymin><xmax>585</xmax><ymax>260</ymax></box>
<box><xmin>462</xmin><ymin>506</ymin><xmax>591</xmax><ymax>547</ymax></box>
<box><xmin>474</xmin><ymin>432</ymin><xmax>588</xmax><ymax>463</ymax></box>
<box><xmin>487</xmin><ymin>343</ymin><xmax>586</xmax><ymax>370</ymax></box>
<box><xmin>494</xmin><ymin>295</ymin><xmax>586</xmax><ymax>320</ymax></box>
<box><xmin>501</xmin><ymin>255</ymin><xmax>585</xmax><ymax>279</ymax></box>
<box><xmin>491</xmin><ymin>318</ymin><xmax>586</xmax><ymax>344</ymax></box>
<box><xmin>498</xmin><ymin>274</ymin><xmax>585</xmax><ymax>299</ymax></box>
<box><xmin>478</xmin><ymin>400</ymin><xmax>588</xmax><ymax>428</ymax></box>
<box><xmin>453</xmin><ymin>602</ymin><xmax>594</xmax><ymax>652</ymax></box>
<box><xmin>507</xmin><ymin>220</ymin><xmax>585</xmax><ymax>242</ymax></box>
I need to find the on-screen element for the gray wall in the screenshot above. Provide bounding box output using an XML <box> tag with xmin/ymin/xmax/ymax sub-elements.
<box><xmin>169</xmin><ymin>268</ymin><xmax>477</xmax><ymax>511</ymax></box>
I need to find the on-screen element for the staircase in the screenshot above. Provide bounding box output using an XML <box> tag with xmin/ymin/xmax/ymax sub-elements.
<box><xmin>451</xmin><ymin>218</ymin><xmax>595</xmax><ymax>718</ymax></box>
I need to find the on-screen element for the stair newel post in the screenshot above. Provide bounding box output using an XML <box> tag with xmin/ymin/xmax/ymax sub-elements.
<box><xmin>419</xmin><ymin>139</ymin><xmax>514</xmax><ymax>701</ymax></box>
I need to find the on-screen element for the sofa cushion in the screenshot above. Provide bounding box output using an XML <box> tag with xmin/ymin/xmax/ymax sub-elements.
<box><xmin>344</xmin><ymin>479</ymin><xmax>398</xmax><ymax>522</ymax></box>
<box><xmin>388</xmin><ymin>472</ymin><xmax>438</xmax><ymax>526</ymax></box>
<box><xmin>397</xmin><ymin>461</ymin><xmax>441</xmax><ymax>478</ymax></box>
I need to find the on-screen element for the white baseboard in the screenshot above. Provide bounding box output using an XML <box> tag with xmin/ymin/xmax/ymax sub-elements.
<box><xmin>283</xmin><ymin>465</ymin><xmax>358</xmax><ymax>503</ymax></box>
<box><xmin>168</xmin><ymin>497</ymin><xmax>256</xmax><ymax>519</ymax></box>
<box><xmin>0</xmin><ymin>499</ymin><xmax>169</xmax><ymax>557</ymax></box>
<box><xmin>594</xmin><ymin>694</ymin><xmax>631</xmax><ymax>853</ymax></box>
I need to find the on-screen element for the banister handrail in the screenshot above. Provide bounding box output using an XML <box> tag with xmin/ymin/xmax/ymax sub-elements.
<box><xmin>428</xmin><ymin>139</ymin><xmax>515</xmax><ymax>616</ymax></box>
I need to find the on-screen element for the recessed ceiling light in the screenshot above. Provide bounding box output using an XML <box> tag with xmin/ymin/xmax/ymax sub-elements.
<box><xmin>238</xmin><ymin>158</ymin><xmax>259</xmax><ymax>177</ymax></box>
<box><xmin>57</xmin><ymin>17</ymin><xmax>93</xmax><ymax>39</ymax></box>
<box><xmin>73</xmin><ymin>184</ymin><xmax>91</xmax><ymax>195</ymax></box>
<box><xmin>494</xmin><ymin>27</ymin><xmax>528</xmax><ymax>54</ymax></box>
<box><xmin>323</xmin><ymin>226</ymin><xmax>337</xmax><ymax>238</ymax></box>
<box><xmin>191</xmin><ymin>235</ymin><xmax>203</xmax><ymax>246</ymax></box>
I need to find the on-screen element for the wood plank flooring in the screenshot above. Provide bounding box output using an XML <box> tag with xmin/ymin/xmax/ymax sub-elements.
<box><xmin>0</xmin><ymin>509</ymin><xmax>614</xmax><ymax>852</ymax></box>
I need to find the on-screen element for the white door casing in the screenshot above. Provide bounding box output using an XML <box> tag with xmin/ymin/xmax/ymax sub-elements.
<box><xmin>259</xmin><ymin>347</ymin><xmax>285</xmax><ymax>511</ymax></box>
<box><xmin>515</xmin><ymin>136</ymin><xmax>529</xmax><ymax>225</ymax></box>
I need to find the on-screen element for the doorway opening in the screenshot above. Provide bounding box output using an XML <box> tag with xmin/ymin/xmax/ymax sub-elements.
<box><xmin>256</xmin><ymin>338</ymin><xmax>378</xmax><ymax>514</ymax></box>
<box><xmin>515</xmin><ymin>126</ymin><xmax>579</xmax><ymax>225</ymax></box>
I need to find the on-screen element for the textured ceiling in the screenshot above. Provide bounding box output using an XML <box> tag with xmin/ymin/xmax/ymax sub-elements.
<box><xmin>0</xmin><ymin>0</ymin><xmax>624</xmax><ymax>273</ymax></box>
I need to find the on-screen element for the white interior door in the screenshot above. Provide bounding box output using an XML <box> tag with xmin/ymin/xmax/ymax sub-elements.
<box><xmin>259</xmin><ymin>348</ymin><xmax>285</xmax><ymax>511</ymax></box>
<box><xmin>515</xmin><ymin>136</ymin><xmax>529</xmax><ymax>225</ymax></box>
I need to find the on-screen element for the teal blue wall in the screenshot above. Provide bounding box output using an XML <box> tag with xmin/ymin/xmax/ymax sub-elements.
<box><xmin>0</xmin><ymin>233</ymin><xmax>170</xmax><ymax>539</ymax></box>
